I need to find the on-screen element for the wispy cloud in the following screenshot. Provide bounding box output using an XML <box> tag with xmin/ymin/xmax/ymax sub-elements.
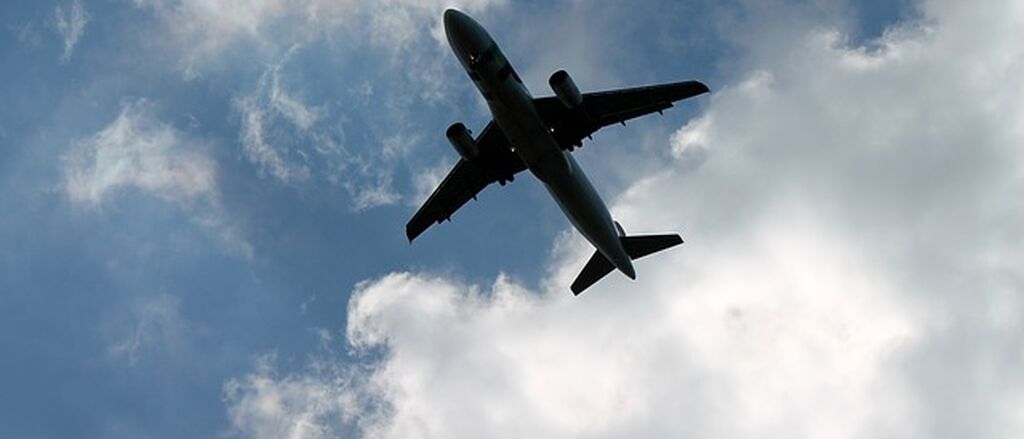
<box><xmin>106</xmin><ymin>294</ymin><xmax>192</xmax><ymax>367</ymax></box>
<box><xmin>234</xmin><ymin>57</ymin><xmax>407</xmax><ymax>210</ymax></box>
<box><xmin>13</xmin><ymin>20</ymin><xmax>43</xmax><ymax>50</ymax></box>
<box><xmin>129</xmin><ymin>0</ymin><xmax>509</xmax><ymax>212</ymax></box>
<box><xmin>63</xmin><ymin>99</ymin><xmax>251</xmax><ymax>255</ymax></box>
<box><xmin>234</xmin><ymin>56</ymin><xmax>337</xmax><ymax>186</ymax></box>
<box><xmin>64</xmin><ymin>99</ymin><xmax>216</xmax><ymax>207</ymax></box>
<box><xmin>224</xmin><ymin>0</ymin><xmax>1024</xmax><ymax>437</ymax></box>
<box><xmin>237</xmin><ymin>93</ymin><xmax>313</xmax><ymax>184</ymax></box>
<box><xmin>133</xmin><ymin>0</ymin><xmax>504</xmax><ymax>78</ymax></box>
<box><xmin>54</xmin><ymin>0</ymin><xmax>89</xmax><ymax>63</ymax></box>
<box><xmin>345</xmin><ymin>173</ymin><xmax>401</xmax><ymax>211</ymax></box>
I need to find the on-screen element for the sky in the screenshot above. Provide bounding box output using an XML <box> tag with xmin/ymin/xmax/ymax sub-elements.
<box><xmin>0</xmin><ymin>0</ymin><xmax>1021</xmax><ymax>438</ymax></box>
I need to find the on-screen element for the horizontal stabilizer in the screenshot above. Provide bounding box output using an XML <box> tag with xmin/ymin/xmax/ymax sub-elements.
<box><xmin>571</xmin><ymin>250</ymin><xmax>615</xmax><ymax>296</ymax></box>
<box><xmin>571</xmin><ymin>234</ymin><xmax>684</xmax><ymax>295</ymax></box>
<box><xmin>621</xmin><ymin>234</ymin><xmax>684</xmax><ymax>260</ymax></box>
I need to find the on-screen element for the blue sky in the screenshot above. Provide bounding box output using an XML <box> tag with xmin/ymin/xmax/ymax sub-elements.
<box><xmin>2</xmin><ymin>1</ymin><xmax>1022</xmax><ymax>438</ymax></box>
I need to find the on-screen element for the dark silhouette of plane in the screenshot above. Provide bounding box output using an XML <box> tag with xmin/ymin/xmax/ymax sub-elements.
<box><xmin>408</xmin><ymin>9</ymin><xmax>709</xmax><ymax>295</ymax></box>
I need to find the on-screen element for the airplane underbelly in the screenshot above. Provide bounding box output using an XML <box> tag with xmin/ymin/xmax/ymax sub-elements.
<box><xmin>486</xmin><ymin>77</ymin><xmax>623</xmax><ymax>262</ymax></box>
<box><xmin>493</xmin><ymin>111</ymin><xmax>572</xmax><ymax>183</ymax></box>
<box><xmin>542</xmin><ymin>153</ymin><xmax>626</xmax><ymax>264</ymax></box>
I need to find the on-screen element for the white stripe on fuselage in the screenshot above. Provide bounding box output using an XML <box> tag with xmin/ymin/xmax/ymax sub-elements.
<box><xmin>445</xmin><ymin>10</ymin><xmax>635</xmax><ymax>278</ymax></box>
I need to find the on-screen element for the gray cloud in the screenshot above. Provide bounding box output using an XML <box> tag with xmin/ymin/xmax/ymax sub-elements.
<box><xmin>223</xmin><ymin>0</ymin><xmax>1024</xmax><ymax>437</ymax></box>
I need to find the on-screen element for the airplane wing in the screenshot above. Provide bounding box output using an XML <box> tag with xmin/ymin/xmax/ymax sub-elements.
<box><xmin>534</xmin><ymin>80</ymin><xmax>709</xmax><ymax>149</ymax></box>
<box><xmin>406</xmin><ymin>121</ymin><xmax>527</xmax><ymax>242</ymax></box>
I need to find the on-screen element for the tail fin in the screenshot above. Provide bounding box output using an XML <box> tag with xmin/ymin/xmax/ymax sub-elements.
<box><xmin>570</xmin><ymin>233</ymin><xmax>684</xmax><ymax>296</ymax></box>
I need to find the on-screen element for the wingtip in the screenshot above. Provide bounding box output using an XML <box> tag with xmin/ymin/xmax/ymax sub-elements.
<box><xmin>695</xmin><ymin>81</ymin><xmax>710</xmax><ymax>94</ymax></box>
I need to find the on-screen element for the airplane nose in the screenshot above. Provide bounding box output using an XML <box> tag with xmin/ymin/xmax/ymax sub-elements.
<box><xmin>443</xmin><ymin>8</ymin><xmax>483</xmax><ymax>62</ymax></box>
<box><xmin>443</xmin><ymin>9</ymin><xmax>466</xmax><ymax>36</ymax></box>
<box><xmin>443</xmin><ymin>8</ymin><xmax>493</xmax><ymax>67</ymax></box>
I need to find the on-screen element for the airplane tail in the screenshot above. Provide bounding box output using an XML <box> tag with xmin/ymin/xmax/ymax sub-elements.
<box><xmin>570</xmin><ymin>234</ymin><xmax>683</xmax><ymax>295</ymax></box>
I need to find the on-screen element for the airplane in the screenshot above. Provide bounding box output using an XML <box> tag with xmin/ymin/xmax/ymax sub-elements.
<box><xmin>407</xmin><ymin>9</ymin><xmax>709</xmax><ymax>295</ymax></box>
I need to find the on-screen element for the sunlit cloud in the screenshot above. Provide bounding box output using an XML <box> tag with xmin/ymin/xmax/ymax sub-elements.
<box><xmin>224</xmin><ymin>0</ymin><xmax>1024</xmax><ymax>437</ymax></box>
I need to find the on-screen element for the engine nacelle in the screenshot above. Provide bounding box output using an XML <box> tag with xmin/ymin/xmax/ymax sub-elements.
<box><xmin>549</xmin><ymin>70</ymin><xmax>583</xmax><ymax>109</ymax></box>
<box><xmin>446</xmin><ymin>122</ymin><xmax>479</xmax><ymax>160</ymax></box>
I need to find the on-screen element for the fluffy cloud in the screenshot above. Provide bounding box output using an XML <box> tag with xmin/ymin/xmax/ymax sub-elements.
<box><xmin>63</xmin><ymin>99</ymin><xmax>250</xmax><ymax>254</ymax></box>
<box><xmin>223</xmin><ymin>354</ymin><xmax>374</xmax><ymax>439</ymax></box>
<box><xmin>54</xmin><ymin>0</ymin><xmax>89</xmax><ymax>62</ymax></box>
<box><xmin>225</xmin><ymin>0</ymin><xmax>1024</xmax><ymax>438</ymax></box>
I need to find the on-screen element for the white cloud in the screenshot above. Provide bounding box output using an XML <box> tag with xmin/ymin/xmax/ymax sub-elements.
<box><xmin>64</xmin><ymin>99</ymin><xmax>216</xmax><ymax>206</ymax></box>
<box><xmin>225</xmin><ymin>0</ymin><xmax>1024</xmax><ymax>437</ymax></box>
<box><xmin>54</xmin><ymin>0</ymin><xmax>89</xmax><ymax>63</ymax></box>
<box><xmin>133</xmin><ymin>0</ymin><xmax>504</xmax><ymax>78</ymax></box>
<box><xmin>234</xmin><ymin>62</ymin><xmax>342</xmax><ymax>183</ymax></box>
<box><xmin>131</xmin><ymin>0</ymin><xmax>509</xmax><ymax>211</ymax></box>
<box><xmin>223</xmin><ymin>354</ymin><xmax>370</xmax><ymax>439</ymax></box>
<box><xmin>63</xmin><ymin>99</ymin><xmax>251</xmax><ymax>255</ymax></box>
<box><xmin>132</xmin><ymin>0</ymin><xmax>293</xmax><ymax>78</ymax></box>
<box><xmin>234</xmin><ymin>56</ymin><xmax>407</xmax><ymax>210</ymax></box>
<box><xmin>346</xmin><ymin>175</ymin><xmax>402</xmax><ymax>212</ymax></box>
<box><xmin>237</xmin><ymin>93</ymin><xmax>313</xmax><ymax>184</ymax></box>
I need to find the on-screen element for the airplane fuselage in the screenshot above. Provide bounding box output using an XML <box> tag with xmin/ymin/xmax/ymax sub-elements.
<box><xmin>444</xmin><ymin>10</ymin><xmax>636</xmax><ymax>278</ymax></box>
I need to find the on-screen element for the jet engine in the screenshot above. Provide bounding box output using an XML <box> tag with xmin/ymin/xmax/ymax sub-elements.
<box><xmin>549</xmin><ymin>70</ymin><xmax>583</xmax><ymax>109</ymax></box>
<box><xmin>446</xmin><ymin>122</ymin><xmax>479</xmax><ymax>160</ymax></box>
